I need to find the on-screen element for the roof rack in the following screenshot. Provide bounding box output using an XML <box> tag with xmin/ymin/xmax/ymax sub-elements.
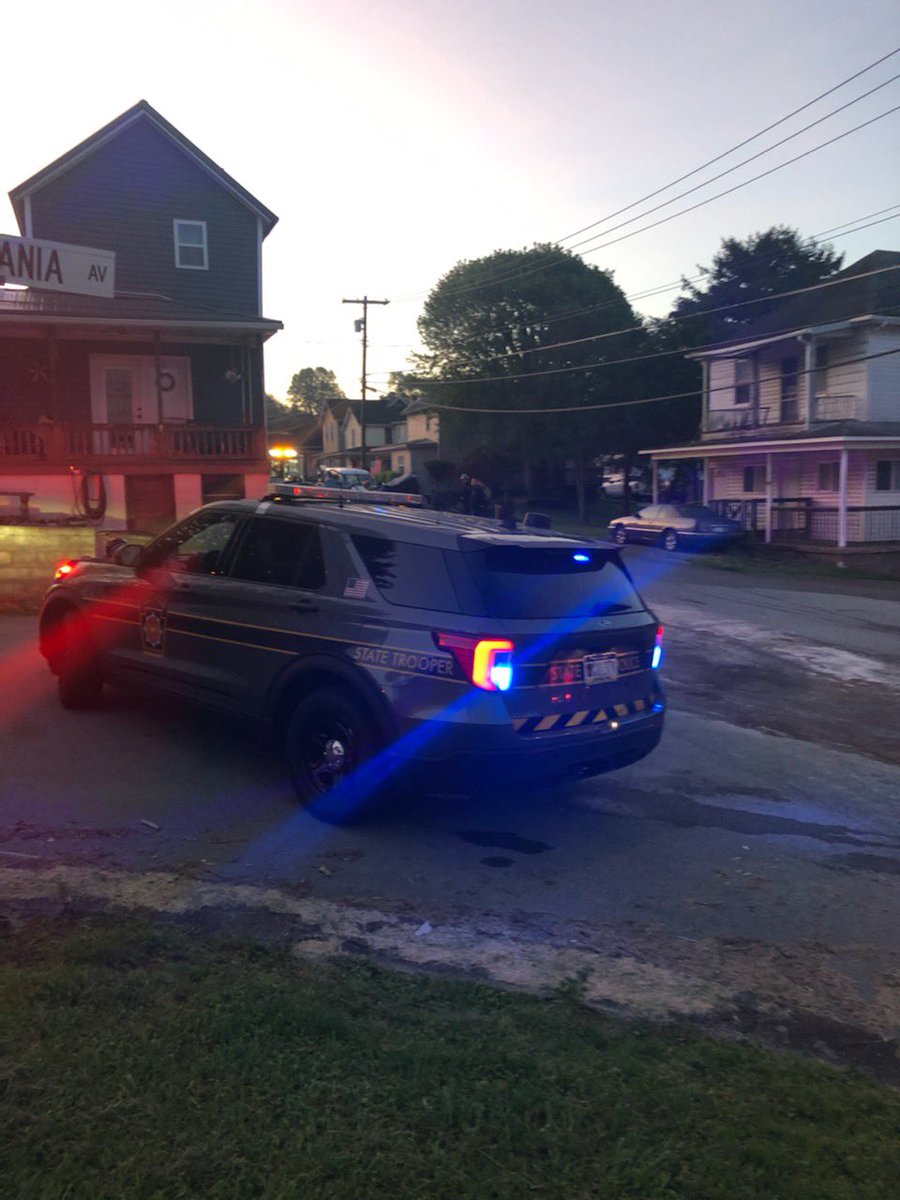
<box><xmin>265</xmin><ymin>483</ymin><xmax>424</xmax><ymax>508</ymax></box>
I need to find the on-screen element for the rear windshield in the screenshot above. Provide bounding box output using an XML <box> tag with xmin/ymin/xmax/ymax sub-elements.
<box><xmin>464</xmin><ymin>546</ymin><xmax>644</xmax><ymax>619</ymax></box>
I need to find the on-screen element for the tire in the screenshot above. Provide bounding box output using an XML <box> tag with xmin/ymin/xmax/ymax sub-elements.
<box><xmin>661</xmin><ymin>528</ymin><xmax>678</xmax><ymax>552</ymax></box>
<box><xmin>284</xmin><ymin>686</ymin><xmax>384</xmax><ymax>824</ymax></box>
<box><xmin>613</xmin><ymin>525</ymin><xmax>628</xmax><ymax>546</ymax></box>
<box><xmin>56</xmin><ymin>611</ymin><xmax>103</xmax><ymax>709</ymax></box>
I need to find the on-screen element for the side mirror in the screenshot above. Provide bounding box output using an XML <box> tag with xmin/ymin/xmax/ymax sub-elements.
<box><xmin>116</xmin><ymin>543</ymin><xmax>144</xmax><ymax>569</ymax></box>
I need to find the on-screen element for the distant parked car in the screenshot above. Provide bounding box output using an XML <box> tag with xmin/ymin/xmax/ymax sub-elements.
<box><xmin>608</xmin><ymin>504</ymin><xmax>742</xmax><ymax>552</ymax></box>
<box><xmin>316</xmin><ymin>467</ymin><xmax>377</xmax><ymax>490</ymax></box>
<box><xmin>601</xmin><ymin>473</ymin><xmax>642</xmax><ymax>497</ymax></box>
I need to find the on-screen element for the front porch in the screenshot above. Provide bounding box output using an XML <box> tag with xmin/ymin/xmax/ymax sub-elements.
<box><xmin>644</xmin><ymin>434</ymin><xmax>900</xmax><ymax>549</ymax></box>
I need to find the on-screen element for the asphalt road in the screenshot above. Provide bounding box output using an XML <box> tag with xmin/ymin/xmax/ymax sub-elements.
<box><xmin>2</xmin><ymin>547</ymin><xmax>899</xmax><ymax>1073</ymax></box>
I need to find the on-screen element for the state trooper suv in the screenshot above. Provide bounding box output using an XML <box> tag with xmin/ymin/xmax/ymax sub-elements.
<box><xmin>39</xmin><ymin>485</ymin><xmax>665</xmax><ymax>822</ymax></box>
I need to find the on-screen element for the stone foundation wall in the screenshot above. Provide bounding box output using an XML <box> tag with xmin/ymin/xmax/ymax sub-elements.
<box><xmin>0</xmin><ymin>526</ymin><xmax>97</xmax><ymax>606</ymax></box>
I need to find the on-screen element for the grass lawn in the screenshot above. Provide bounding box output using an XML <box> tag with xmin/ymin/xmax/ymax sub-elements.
<box><xmin>1</xmin><ymin>914</ymin><xmax>898</xmax><ymax>1200</ymax></box>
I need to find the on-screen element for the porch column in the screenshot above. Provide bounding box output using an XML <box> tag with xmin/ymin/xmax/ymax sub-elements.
<box><xmin>804</xmin><ymin>336</ymin><xmax>815</xmax><ymax>430</ymax></box>
<box><xmin>701</xmin><ymin>360</ymin><xmax>710</xmax><ymax>432</ymax></box>
<box><xmin>702</xmin><ymin>457</ymin><xmax>709</xmax><ymax>504</ymax></box>
<box><xmin>764</xmin><ymin>453</ymin><xmax>773</xmax><ymax>544</ymax></box>
<box><xmin>652</xmin><ymin>459</ymin><xmax>659</xmax><ymax>503</ymax></box>
<box><xmin>838</xmin><ymin>448</ymin><xmax>849</xmax><ymax>548</ymax></box>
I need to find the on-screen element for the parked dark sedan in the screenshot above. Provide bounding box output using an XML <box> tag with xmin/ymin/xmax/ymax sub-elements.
<box><xmin>608</xmin><ymin>504</ymin><xmax>743</xmax><ymax>552</ymax></box>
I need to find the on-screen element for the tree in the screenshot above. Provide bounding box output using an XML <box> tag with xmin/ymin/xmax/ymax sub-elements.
<box><xmin>413</xmin><ymin>245</ymin><xmax>683</xmax><ymax>520</ymax></box>
<box><xmin>672</xmin><ymin>226</ymin><xmax>843</xmax><ymax>346</ymax></box>
<box><xmin>286</xmin><ymin>367</ymin><xmax>345</xmax><ymax>415</ymax></box>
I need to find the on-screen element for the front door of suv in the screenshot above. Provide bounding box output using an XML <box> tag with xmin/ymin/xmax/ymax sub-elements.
<box><xmin>164</xmin><ymin>513</ymin><xmax>333</xmax><ymax>713</ymax></box>
<box><xmin>103</xmin><ymin>508</ymin><xmax>245</xmax><ymax>693</ymax></box>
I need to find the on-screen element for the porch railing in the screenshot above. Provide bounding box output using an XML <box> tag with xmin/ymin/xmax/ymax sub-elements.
<box><xmin>710</xmin><ymin>499</ymin><xmax>900</xmax><ymax>544</ymax></box>
<box><xmin>0</xmin><ymin>423</ymin><xmax>266</xmax><ymax>466</ymax></box>
<box><xmin>810</xmin><ymin>394</ymin><xmax>860</xmax><ymax>422</ymax></box>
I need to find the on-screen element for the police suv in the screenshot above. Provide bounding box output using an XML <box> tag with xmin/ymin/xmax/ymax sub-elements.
<box><xmin>39</xmin><ymin>485</ymin><xmax>665</xmax><ymax>822</ymax></box>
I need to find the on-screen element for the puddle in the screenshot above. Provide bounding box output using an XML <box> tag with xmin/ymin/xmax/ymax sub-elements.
<box><xmin>457</xmin><ymin>830</ymin><xmax>553</xmax><ymax>854</ymax></box>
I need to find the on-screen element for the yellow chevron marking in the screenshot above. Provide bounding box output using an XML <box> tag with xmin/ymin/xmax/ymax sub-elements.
<box><xmin>512</xmin><ymin>718</ymin><xmax>528</xmax><ymax>732</ymax></box>
<box><xmin>592</xmin><ymin>710</ymin><xmax>608</xmax><ymax>723</ymax></box>
<box><xmin>614</xmin><ymin>703</ymin><xmax>629</xmax><ymax>718</ymax></box>
<box><xmin>535</xmin><ymin>714</ymin><xmax>560</xmax><ymax>732</ymax></box>
<box><xmin>633</xmin><ymin>699</ymin><xmax>646</xmax><ymax>712</ymax></box>
<box><xmin>565</xmin><ymin>711</ymin><xmax>590</xmax><ymax>728</ymax></box>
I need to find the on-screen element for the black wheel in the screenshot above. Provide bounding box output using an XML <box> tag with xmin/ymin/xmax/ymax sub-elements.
<box><xmin>56</xmin><ymin>611</ymin><xmax>103</xmax><ymax>709</ymax></box>
<box><xmin>285</xmin><ymin>686</ymin><xmax>384</xmax><ymax>824</ymax></box>
<box><xmin>613</xmin><ymin>525</ymin><xmax>628</xmax><ymax>546</ymax></box>
<box><xmin>660</xmin><ymin>528</ymin><xmax>678</xmax><ymax>552</ymax></box>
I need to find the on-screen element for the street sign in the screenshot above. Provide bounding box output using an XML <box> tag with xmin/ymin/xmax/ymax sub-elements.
<box><xmin>0</xmin><ymin>234</ymin><xmax>115</xmax><ymax>298</ymax></box>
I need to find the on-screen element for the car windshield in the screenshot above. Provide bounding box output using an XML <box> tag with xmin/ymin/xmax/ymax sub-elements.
<box><xmin>462</xmin><ymin>545</ymin><xmax>645</xmax><ymax>619</ymax></box>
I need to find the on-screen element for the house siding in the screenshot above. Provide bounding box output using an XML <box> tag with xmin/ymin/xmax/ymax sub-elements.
<box><xmin>28</xmin><ymin>118</ymin><xmax>260</xmax><ymax>315</ymax></box>
<box><xmin>866</xmin><ymin>327</ymin><xmax>900</xmax><ymax>421</ymax></box>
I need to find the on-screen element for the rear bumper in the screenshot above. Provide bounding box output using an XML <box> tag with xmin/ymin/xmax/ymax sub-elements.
<box><xmin>385</xmin><ymin>707</ymin><xmax>665</xmax><ymax>794</ymax></box>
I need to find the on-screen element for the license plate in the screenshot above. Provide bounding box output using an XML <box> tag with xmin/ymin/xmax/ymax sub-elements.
<box><xmin>583</xmin><ymin>653</ymin><xmax>619</xmax><ymax>684</ymax></box>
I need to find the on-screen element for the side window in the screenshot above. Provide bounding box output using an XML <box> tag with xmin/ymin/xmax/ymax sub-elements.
<box><xmin>229</xmin><ymin>517</ymin><xmax>326</xmax><ymax>590</ymax></box>
<box><xmin>174</xmin><ymin>219</ymin><xmax>208</xmax><ymax>270</ymax></box>
<box><xmin>351</xmin><ymin>535</ymin><xmax>460</xmax><ymax>611</ymax></box>
<box><xmin>638</xmin><ymin>506</ymin><xmax>658</xmax><ymax>520</ymax></box>
<box><xmin>142</xmin><ymin>510</ymin><xmax>241</xmax><ymax>575</ymax></box>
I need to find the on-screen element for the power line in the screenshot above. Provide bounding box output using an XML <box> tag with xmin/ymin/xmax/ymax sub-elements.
<box><xmin>457</xmin><ymin>104</ymin><xmax>900</xmax><ymax>298</ymax></box>
<box><xmin>553</xmin><ymin>49</ymin><xmax>900</xmax><ymax>248</ymax></box>
<box><xmin>392</xmin><ymin>50</ymin><xmax>900</xmax><ymax>303</ymax></box>
<box><xmin>363</xmin><ymin>208</ymin><xmax>900</xmax><ymax>381</ymax></box>
<box><xmin>413</xmin><ymin>346</ymin><xmax>900</xmax><ymax>416</ymax></box>
<box><xmin>454</xmin><ymin>75</ymin><xmax>900</xmax><ymax>297</ymax></box>
<box><xmin>394</xmin><ymin>264</ymin><xmax>900</xmax><ymax>382</ymax></box>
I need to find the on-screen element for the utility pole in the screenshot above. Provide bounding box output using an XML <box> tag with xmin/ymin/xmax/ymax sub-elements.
<box><xmin>343</xmin><ymin>295</ymin><xmax>389</xmax><ymax>469</ymax></box>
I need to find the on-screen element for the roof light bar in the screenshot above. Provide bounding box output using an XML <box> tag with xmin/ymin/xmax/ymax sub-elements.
<box><xmin>269</xmin><ymin>483</ymin><xmax>423</xmax><ymax>507</ymax></box>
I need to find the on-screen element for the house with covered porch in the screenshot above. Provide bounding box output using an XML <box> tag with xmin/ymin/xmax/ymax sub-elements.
<box><xmin>644</xmin><ymin>251</ymin><xmax>900</xmax><ymax>549</ymax></box>
<box><xmin>0</xmin><ymin>100</ymin><xmax>281</xmax><ymax>533</ymax></box>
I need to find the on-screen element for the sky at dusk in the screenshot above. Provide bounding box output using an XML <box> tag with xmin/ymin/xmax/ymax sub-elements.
<box><xmin>2</xmin><ymin>0</ymin><xmax>898</xmax><ymax>402</ymax></box>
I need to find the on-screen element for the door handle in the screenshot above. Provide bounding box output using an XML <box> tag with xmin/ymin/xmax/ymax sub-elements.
<box><xmin>288</xmin><ymin>599</ymin><xmax>319</xmax><ymax>613</ymax></box>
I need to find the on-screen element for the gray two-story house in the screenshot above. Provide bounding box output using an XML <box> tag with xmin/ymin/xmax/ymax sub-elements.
<box><xmin>0</xmin><ymin>100</ymin><xmax>281</xmax><ymax>532</ymax></box>
<box><xmin>644</xmin><ymin>251</ymin><xmax>900</xmax><ymax>548</ymax></box>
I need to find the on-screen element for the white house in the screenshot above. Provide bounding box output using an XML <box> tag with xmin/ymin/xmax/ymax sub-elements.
<box><xmin>644</xmin><ymin>251</ymin><xmax>900</xmax><ymax>548</ymax></box>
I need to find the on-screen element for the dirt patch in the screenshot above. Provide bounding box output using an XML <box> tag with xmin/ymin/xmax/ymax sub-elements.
<box><xmin>2</xmin><ymin>862</ymin><xmax>898</xmax><ymax>1082</ymax></box>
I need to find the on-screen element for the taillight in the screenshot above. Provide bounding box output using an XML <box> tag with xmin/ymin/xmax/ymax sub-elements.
<box><xmin>434</xmin><ymin>633</ymin><xmax>515</xmax><ymax>692</ymax></box>
<box><xmin>54</xmin><ymin>560</ymin><xmax>77</xmax><ymax>580</ymax></box>
<box><xmin>651</xmin><ymin>624</ymin><xmax>664</xmax><ymax>670</ymax></box>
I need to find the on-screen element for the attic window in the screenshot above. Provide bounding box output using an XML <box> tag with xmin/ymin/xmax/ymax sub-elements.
<box><xmin>174</xmin><ymin>220</ymin><xmax>208</xmax><ymax>270</ymax></box>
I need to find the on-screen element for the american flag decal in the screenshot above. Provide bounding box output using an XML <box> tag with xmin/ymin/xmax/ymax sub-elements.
<box><xmin>343</xmin><ymin>577</ymin><xmax>370</xmax><ymax>600</ymax></box>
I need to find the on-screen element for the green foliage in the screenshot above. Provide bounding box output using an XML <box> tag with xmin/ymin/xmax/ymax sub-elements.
<box><xmin>2</xmin><ymin>914</ymin><xmax>898</xmax><ymax>1200</ymax></box>
<box><xmin>672</xmin><ymin>226</ymin><xmax>844</xmax><ymax>346</ymax></box>
<box><xmin>286</xmin><ymin>366</ymin><xmax>345</xmax><ymax>415</ymax></box>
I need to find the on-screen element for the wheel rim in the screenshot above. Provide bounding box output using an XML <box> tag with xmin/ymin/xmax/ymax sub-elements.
<box><xmin>301</xmin><ymin>717</ymin><xmax>357</xmax><ymax>795</ymax></box>
<box><xmin>615</xmin><ymin>527</ymin><xmax>626</xmax><ymax>544</ymax></box>
<box><xmin>664</xmin><ymin>532</ymin><xmax>677</xmax><ymax>551</ymax></box>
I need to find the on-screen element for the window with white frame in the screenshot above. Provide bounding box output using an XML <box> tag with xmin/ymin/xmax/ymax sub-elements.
<box><xmin>817</xmin><ymin>461</ymin><xmax>840</xmax><ymax>492</ymax></box>
<box><xmin>174</xmin><ymin>220</ymin><xmax>208</xmax><ymax>269</ymax></box>
<box><xmin>734</xmin><ymin>359</ymin><xmax>753</xmax><ymax>406</ymax></box>
<box><xmin>875</xmin><ymin>460</ymin><xmax>900</xmax><ymax>491</ymax></box>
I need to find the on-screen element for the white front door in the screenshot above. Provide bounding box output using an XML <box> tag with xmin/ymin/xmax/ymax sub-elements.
<box><xmin>90</xmin><ymin>355</ymin><xmax>193</xmax><ymax>425</ymax></box>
